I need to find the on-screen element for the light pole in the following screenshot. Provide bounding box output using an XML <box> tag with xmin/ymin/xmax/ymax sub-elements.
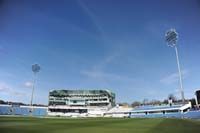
<box><xmin>165</xmin><ymin>29</ymin><xmax>185</xmax><ymax>102</ymax></box>
<box><xmin>30</xmin><ymin>64</ymin><xmax>40</xmax><ymax>113</ymax></box>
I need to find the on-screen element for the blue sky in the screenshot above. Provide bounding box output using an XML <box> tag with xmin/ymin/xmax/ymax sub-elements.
<box><xmin>0</xmin><ymin>0</ymin><xmax>200</xmax><ymax>105</ymax></box>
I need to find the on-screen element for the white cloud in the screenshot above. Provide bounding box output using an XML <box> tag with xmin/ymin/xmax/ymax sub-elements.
<box><xmin>23</xmin><ymin>82</ymin><xmax>33</xmax><ymax>88</ymax></box>
<box><xmin>92</xmin><ymin>54</ymin><xmax>119</xmax><ymax>71</ymax></box>
<box><xmin>77</xmin><ymin>0</ymin><xmax>108</xmax><ymax>41</ymax></box>
<box><xmin>0</xmin><ymin>83</ymin><xmax>27</xmax><ymax>96</ymax></box>
<box><xmin>81</xmin><ymin>70</ymin><xmax>121</xmax><ymax>80</ymax></box>
<box><xmin>160</xmin><ymin>70</ymin><xmax>189</xmax><ymax>84</ymax></box>
<box><xmin>81</xmin><ymin>69</ymin><xmax>134</xmax><ymax>82</ymax></box>
<box><xmin>80</xmin><ymin>52</ymin><xmax>135</xmax><ymax>82</ymax></box>
<box><xmin>0</xmin><ymin>85</ymin><xmax>10</xmax><ymax>93</ymax></box>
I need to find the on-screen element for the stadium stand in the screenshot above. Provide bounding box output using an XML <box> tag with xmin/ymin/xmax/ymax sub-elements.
<box><xmin>0</xmin><ymin>104</ymin><xmax>47</xmax><ymax>116</ymax></box>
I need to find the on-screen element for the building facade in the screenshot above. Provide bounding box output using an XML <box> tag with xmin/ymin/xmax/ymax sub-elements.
<box><xmin>48</xmin><ymin>89</ymin><xmax>115</xmax><ymax>117</ymax></box>
<box><xmin>195</xmin><ymin>90</ymin><xmax>200</xmax><ymax>108</ymax></box>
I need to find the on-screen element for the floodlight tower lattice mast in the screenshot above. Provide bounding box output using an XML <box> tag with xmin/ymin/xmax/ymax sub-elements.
<box><xmin>165</xmin><ymin>29</ymin><xmax>185</xmax><ymax>102</ymax></box>
<box><xmin>30</xmin><ymin>64</ymin><xmax>40</xmax><ymax>111</ymax></box>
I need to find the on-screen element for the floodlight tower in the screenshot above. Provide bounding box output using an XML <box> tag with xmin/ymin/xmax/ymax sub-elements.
<box><xmin>30</xmin><ymin>64</ymin><xmax>40</xmax><ymax>110</ymax></box>
<box><xmin>165</xmin><ymin>29</ymin><xmax>185</xmax><ymax>102</ymax></box>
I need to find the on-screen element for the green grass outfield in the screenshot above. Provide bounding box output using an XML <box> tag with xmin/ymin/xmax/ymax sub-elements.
<box><xmin>0</xmin><ymin>116</ymin><xmax>200</xmax><ymax>133</ymax></box>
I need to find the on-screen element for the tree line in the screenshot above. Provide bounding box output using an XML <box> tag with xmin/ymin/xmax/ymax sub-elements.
<box><xmin>118</xmin><ymin>94</ymin><xmax>197</xmax><ymax>108</ymax></box>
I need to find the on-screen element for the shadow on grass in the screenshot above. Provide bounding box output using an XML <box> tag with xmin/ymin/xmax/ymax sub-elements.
<box><xmin>147</xmin><ymin>118</ymin><xmax>200</xmax><ymax>133</ymax></box>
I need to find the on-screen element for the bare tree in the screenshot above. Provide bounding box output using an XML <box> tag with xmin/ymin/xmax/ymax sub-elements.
<box><xmin>131</xmin><ymin>101</ymin><xmax>141</xmax><ymax>107</ymax></box>
<box><xmin>143</xmin><ymin>98</ymin><xmax>148</xmax><ymax>105</ymax></box>
<box><xmin>168</xmin><ymin>94</ymin><xmax>177</xmax><ymax>102</ymax></box>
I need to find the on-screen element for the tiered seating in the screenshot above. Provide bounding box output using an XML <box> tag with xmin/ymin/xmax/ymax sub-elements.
<box><xmin>107</xmin><ymin>106</ymin><xmax>132</xmax><ymax>113</ymax></box>
<box><xmin>0</xmin><ymin>105</ymin><xmax>47</xmax><ymax>116</ymax></box>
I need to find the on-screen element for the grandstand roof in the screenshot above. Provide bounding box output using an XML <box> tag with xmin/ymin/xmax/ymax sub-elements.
<box><xmin>130</xmin><ymin>104</ymin><xmax>190</xmax><ymax>113</ymax></box>
<box><xmin>49</xmin><ymin>89</ymin><xmax>115</xmax><ymax>97</ymax></box>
